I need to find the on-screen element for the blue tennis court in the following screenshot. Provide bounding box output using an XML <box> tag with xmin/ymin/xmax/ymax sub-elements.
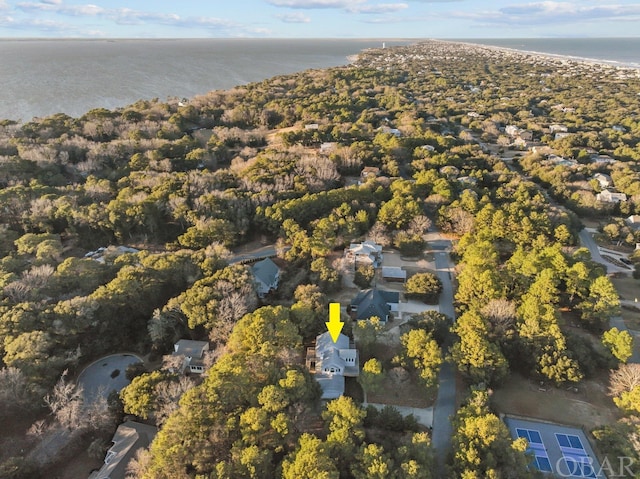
<box><xmin>517</xmin><ymin>428</ymin><xmax>553</xmax><ymax>472</ymax></box>
<box><xmin>556</xmin><ymin>433</ymin><xmax>597</xmax><ymax>478</ymax></box>
<box><xmin>505</xmin><ymin>416</ymin><xmax>605</xmax><ymax>479</ymax></box>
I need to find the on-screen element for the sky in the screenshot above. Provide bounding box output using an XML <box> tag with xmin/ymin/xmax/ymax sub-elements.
<box><xmin>1</xmin><ymin>0</ymin><xmax>639</xmax><ymax>38</ymax></box>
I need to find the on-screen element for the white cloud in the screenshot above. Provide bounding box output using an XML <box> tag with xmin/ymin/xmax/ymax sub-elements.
<box><xmin>450</xmin><ymin>1</ymin><xmax>640</xmax><ymax>25</ymax></box>
<box><xmin>267</xmin><ymin>0</ymin><xmax>366</xmax><ymax>7</ymax></box>
<box><xmin>276</xmin><ymin>12</ymin><xmax>312</xmax><ymax>22</ymax></box>
<box><xmin>347</xmin><ymin>2</ymin><xmax>408</xmax><ymax>13</ymax></box>
<box><xmin>13</xmin><ymin>0</ymin><xmax>268</xmax><ymax>36</ymax></box>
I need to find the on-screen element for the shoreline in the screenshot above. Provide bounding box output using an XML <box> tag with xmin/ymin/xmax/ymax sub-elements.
<box><xmin>436</xmin><ymin>39</ymin><xmax>640</xmax><ymax>72</ymax></box>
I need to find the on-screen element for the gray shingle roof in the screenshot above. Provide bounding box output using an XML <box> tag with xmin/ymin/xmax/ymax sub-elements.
<box><xmin>351</xmin><ymin>288</ymin><xmax>400</xmax><ymax>321</ymax></box>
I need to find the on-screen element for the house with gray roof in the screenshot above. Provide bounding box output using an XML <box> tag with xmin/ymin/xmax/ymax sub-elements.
<box><xmin>251</xmin><ymin>257</ymin><xmax>280</xmax><ymax>298</ymax></box>
<box><xmin>173</xmin><ymin>339</ymin><xmax>209</xmax><ymax>374</ymax></box>
<box><xmin>306</xmin><ymin>331</ymin><xmax>359</xmax><ymax>400</ymax></box>
<box><xmin>350</xmin><ymin>288</ymin><xmax>400</xmax><ymax>324</ymax></box>
<box><xmin>596</xmin><ymin>189</ymin><xmax>627</xmax><ymax>203</ymax></box>
<box><xmin>89</xmin><ymin>421</ymin><xmax>157</xmax><ymax>479</ymax></box>
<box><xmin>345</xmin><ymin>241</ymin><xmax>383</xmax><ymax>268</ymax></box>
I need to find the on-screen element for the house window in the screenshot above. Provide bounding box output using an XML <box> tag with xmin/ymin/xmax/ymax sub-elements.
<box><xmin>104</xmin><ymin>450</ymin><xmax>116</xmax><ymax>464</ymax></box>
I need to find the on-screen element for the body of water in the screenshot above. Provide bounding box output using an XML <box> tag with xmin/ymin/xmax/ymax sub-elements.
<box><xmin>2</xmin><ymin>37</ymin><xmax>638</xmax><ymax>122</ymax></box>
<box><xmin>0</xmin><ymin>38</ymin><xmax>409</xmax><ymax>122</ymax></box>
<box><xmin>458</xmin><ymin>38</ymin><xmax>640</xmax><ymax>69</ymax></box>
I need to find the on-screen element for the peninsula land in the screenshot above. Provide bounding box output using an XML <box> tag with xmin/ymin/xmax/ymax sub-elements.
<box><xmin>1</xmin><ymin>40</ymin><xmax>640</xmax><ymax>478</ymax></box>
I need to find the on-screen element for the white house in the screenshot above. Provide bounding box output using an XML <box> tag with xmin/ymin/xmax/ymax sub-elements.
<box><xmin>89</xmin><ymin>421</ymin><xmax>157</xmax><ymax>479</ymax></box>
<box><xmin>306</xmin><ymin>332</ymin><xmax>359</xmax><ymax>400</ymax></box>
<box><xmin>549</xmin><ymin>124</ymin><xmax>568</xmax><ymax>134</ymax></box>
<box><xmin>592</xmin><ymin>173</ymin><xmax>613</xmax><ymax>189</ymax></box>
<box><xmin>596</xmin><ymin>190</ymin><xmax>627</xmax><ymax>203</ymax></box>
<box><xmin>345</xmin><ymin>241</ymin><xmax>383</xmax><ymax>268</ymax></box>
<box><xmin>173</xmin><ymin>339</ymin><xmax>209</xmax><ymax>374</ymax></box>
<box><xmin>252</xmin><ymin>257</ymin><xmax>281</xmax><ymax>298</ymax></box>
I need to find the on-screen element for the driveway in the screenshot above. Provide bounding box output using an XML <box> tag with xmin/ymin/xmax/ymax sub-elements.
<box><xmin>431</xmin><ymin>238</ymin><xmax>458</xmax><ymax>474</ymax></box>
<box><xmin>398</xmin><ymin>300</ymin><xmax>439</xmax><ymax>319</ymax></box>
<box><xmin>366</xmin><ymin>402</ymin><xmax>434</xmax><ymax>428</ymax></box>
<box><xmin>579</xmin><ymin>229</ymin><xmax>630</xmax><ymax>275</ymax></box>
<box><xmin>77</xmin><ymin>353</ymin><xmax>143</xmax><ymax>403</ymax></box>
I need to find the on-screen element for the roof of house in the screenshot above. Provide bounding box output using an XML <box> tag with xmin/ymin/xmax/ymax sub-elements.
<box><xmin>382</xmin><ymin>266</ymin><xmax>407</xmax><ymax>279</ymax></box>
<box><xmin>317</xmin><ymin>331</ymin><xmax>350</xmax><ymax>351</ymax></box>
<box><xmin>174</xmin><ymin>339</ymin><xmax>208</xmax><ymax>358</ymax></box>
<box><xmin>348</xmin><ymin>241</ymin><xmax>382</xmax><ymax>255</ymax></box>
<box><xmin>252</xmin><ymin>257</ymin><xmax>280</xmax><ymax>286</ymax></box>
<box><xmin>314</xmin><ymin>332</ymin><xmax>358</xmax><ymax>399</ymax></box>
<box><xmin>315</xmin><ymin>373</ymin><xmax>345</xmax><ymax>400</ymax></box>
<box><xmin>627</xmin><ymin>215</ymin><xmax>640</xmax><ymax>224</ymax></box>
<box><xmin>351</xmin><ymin>288</ymin><xmax>400</xmax><ymax>321</ymax></box>
<box><xmin>89</xmin><ymin>421</ymin><xmax>157</xmax><ymax>479</ymax></box>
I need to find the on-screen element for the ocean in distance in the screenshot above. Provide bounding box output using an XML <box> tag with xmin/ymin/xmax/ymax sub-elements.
<box><xmin>3</xmin><ymin>37</ymin><xmax>638</xmax><ymax>123</ymax></box>
<box><xmin>458</xmin><ymin>37</ymin><xmax>640</xmax><ymax>69</ymax></box>
<box><xmin>0</xmin><ymin>38</ymin><xmax>411</xmax><ymax>122</ymax></box>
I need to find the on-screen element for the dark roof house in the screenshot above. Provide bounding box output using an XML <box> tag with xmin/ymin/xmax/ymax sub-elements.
<box><xmin>89</xmin><ymin>421</ymin><xmax>157</xmax><ymax>479</ymax></box>
<box><xmin>350</xmin><ymin>288</ymin><xmax>400</xmax><ymax>324</ymax></box>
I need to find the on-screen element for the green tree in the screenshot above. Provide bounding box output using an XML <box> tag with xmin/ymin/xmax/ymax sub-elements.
<box><xmin>603</xmin><ymin>327</ymin><xmax>634</xmax><ymax>363</ymax></box>
<box><xmin>579</xmin><ymin>276</ymin><xmax>621</xmax><ymax>330</ymax></box>
<box><xmin>354</xmin><ymin>264</ymin><xmax>375</xmax><ymax>289</ymax></box>
<box><xmin>405</xmin><ymin>272</ymin><xmax>442</xmax><ymax>304</ymax></box>
<box><xmin>397</xmin><ymin>329</ymin><xmax>442</xmax><ymax>390</ymax></box>
<box><xmin>451</xmin><ymin>390</ymin><xmax>533</xmax><ymax>478</ymax></box>
<box><xmin>352</xmin><ymin>443</ymin><xmax>394</xmax><ymax>479</ymax></box>
<box><xmin>120</xmin><ymin>370</ymin><xmax>168</xmax><ymax>419</ymax></box>
<box><xmin>353</xmin><ymin>317</ymin><xmax>384</xmax><ymax>359</ymax></box>
<box><xmin>358</xmin><ymin>358</ymin><xmax>384</xmax><ymax>404</ymax></box>
<box><xmin>451</xmin><ymin>311</ymin><xmax>509</xmax><ymax>386</ymax></box>
<box><xmin>281</xmin><ymin>434</ymin><xmax>339</xmax><ymax>479</ymax></box>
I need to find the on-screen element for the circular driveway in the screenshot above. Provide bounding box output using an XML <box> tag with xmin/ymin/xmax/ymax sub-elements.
<box><xmin>77</xmin><ymin>353</ymin><xmax>143</xmax><ymax>403</ymax></box>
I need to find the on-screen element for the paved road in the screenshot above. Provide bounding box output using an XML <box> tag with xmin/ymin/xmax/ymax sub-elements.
<box><xmin>578</xmin><ymin>229</ymin><xmax>630</xmax><ymax>274</ymax></box>
<box><xmin>431</xmin><ymin>240</ymin><xmax>458</xmax><ymax>475</ymax></box>
<box><xmin>77</xmin><ymin>353</ymin><xmax>143</xmax><ymax>403</ymax></box>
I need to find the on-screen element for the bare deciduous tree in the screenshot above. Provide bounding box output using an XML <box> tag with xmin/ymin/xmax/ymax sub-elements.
<box><xmin>155</xmin><ymin>376</ymin><xmax>195</xmax><ymax>425</ymax></box>
<box><xmin>482</xmin><ymin>299</ymin><xmax>517</xmax><ymax>336</ymax></box>
<box><xmin>0</xmin><ymin>367</ymin><xmax>32</xmax><ymax>416</ymax></box>
<box><xmin>125</xmin><ymin>447</ymin><xmax>152</xmax><ymax>478</ymax></box>
<box><xmin>408</xmin><ymin>215</ymin><xmax>432</xmax><ymax>235</ymax></box>
<box><xmin>367</xmin><ymin>221</ymin><xmax>391</xmax><ymax>247</ymax></box>
<box><xmin>44</xmin><ymin>370</ymin><xmax>84</xmax><ymax>430</ymax></box>
<box><xmin>609</xmin><ymin>364</ymin><xmax>640</xmax><ymax>397</ymax></box>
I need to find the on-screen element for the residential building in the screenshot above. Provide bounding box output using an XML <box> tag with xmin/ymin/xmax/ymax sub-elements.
<box><xmin>350</xmin><ymin>288</ymin><xmax>400</xmax><ymax>324</ymax></box>
<box><xmin>173</xmin><ymin>339</ymin><xmax>209</xmax><ymax>374</ymax></box>
<box><xmin>626</xmin><ymin>215</ymin><xmax>640</xmax><ymax>229</ymax></box>
<box><xmin>596</xmin><ymin>190</ymin><xmax>627</xmax><ymax>203</ymax></box>
<box><xmin>345</xmin><ymin>241</ymin><xmax>383</xmax><ymax>268</ymax></box>
<box><xmin>360</xmin><ymin>166</ymin><xmax>381</xmax><ymax>181</ymax></box>
<box><xmin>382</xmin><ymin>266</ymin><xmax>407</xmax><ymax>283</ymax></box>
<box><xmin>89</xmin><ymin>421</ymin><xmax>157</xmax><ymax>479</ymax></box>
<box><xmin>592</xmin><ymin>173</ymin><xmax>613</xmax><ymax>189</ymax></box>
<box><xmin>549</xmin><ymin>123</ymin><xmax>568</xmax><ymax>133</ymax></box>
<box><xmin>306</xmin><ymin>331</ymin><xmax>359</xmax><ymax>400</ymax></box>
<box><xmin>252</xmin><ymin>257</ymin><xmax>280</xmax><ymax>298</ymax></box>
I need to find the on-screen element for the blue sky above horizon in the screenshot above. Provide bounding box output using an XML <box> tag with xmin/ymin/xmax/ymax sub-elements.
<box><xmin>1</xmin><ymin>0</ymin><xmax>639</xmax><ymax>38</ymax></box>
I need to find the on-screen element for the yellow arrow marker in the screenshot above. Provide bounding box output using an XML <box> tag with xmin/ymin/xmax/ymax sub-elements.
<box><xmin>326</xmin><ymin>302</ymin><xmax>344</xmax><ymax>343</ymax></box>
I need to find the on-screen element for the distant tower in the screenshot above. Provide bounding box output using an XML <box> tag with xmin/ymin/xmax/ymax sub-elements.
<box><xmin>382</xmin><ymin>42</ymin><xmax>386</xmax><ymax>49</ymax></box>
